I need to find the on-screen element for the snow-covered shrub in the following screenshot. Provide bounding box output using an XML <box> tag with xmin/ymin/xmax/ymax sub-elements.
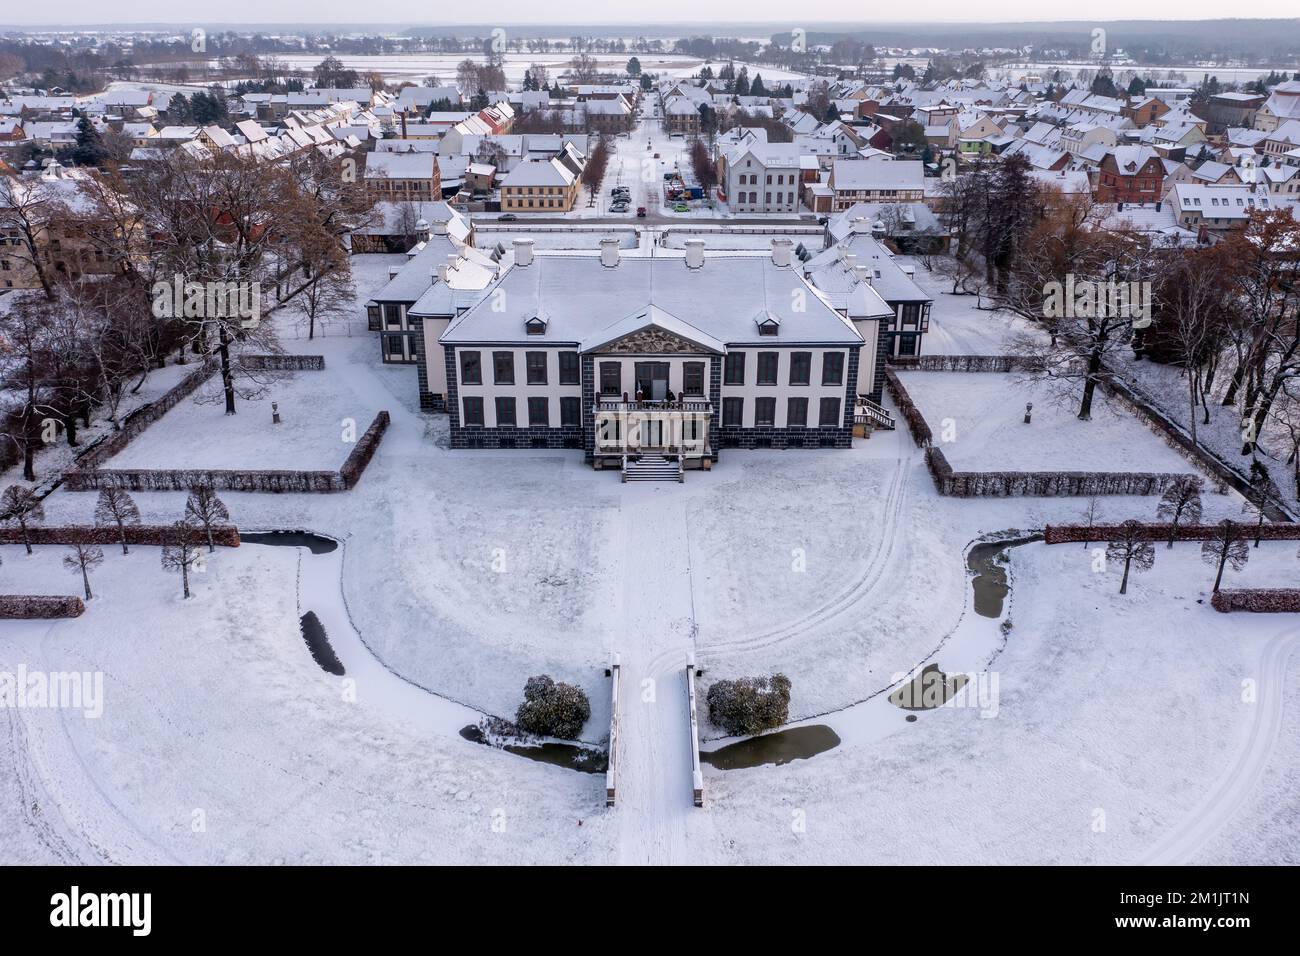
<box><xmin>706</xmin><ymin>674</ymin><xmax>792</xmax><ymax>736</ymax></box>
<box><xmin>515</xmin><ymin>675</ymin><xmax>591</xmax><ymax>740</ymax></box>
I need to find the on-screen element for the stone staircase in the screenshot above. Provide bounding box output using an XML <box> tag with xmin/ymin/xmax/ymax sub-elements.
<box><xmin>855</xmin><ymin>395</ymin><xmax>896</xmax><ymax>431</ymax></box>
<box><xmin>622</xmin><ymin>455</ymin><xmax>683</xmax><ymax>483</ymax></box>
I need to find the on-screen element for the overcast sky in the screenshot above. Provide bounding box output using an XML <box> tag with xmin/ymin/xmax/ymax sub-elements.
<box><xmin>3</xmin><ymin>4</ymin><xmax>1298</xmax><ymax>27</ymax></box>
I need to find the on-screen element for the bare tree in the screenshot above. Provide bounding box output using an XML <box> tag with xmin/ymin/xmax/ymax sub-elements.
<box><xmin>1157</xmin><ymin>245</ymin><xmax>1235</xmax><ymax>448</ymax></box>
<box><xmin>289</xmin><ymin>260</ymin><xmax>355</xmax><ymax>340</ymax></box>
<box><xmin>1242</xmin><ymin>465</ymin><xmax>1281</xmax><ymax>547</ymax></box>
<box><xmin>0</xmin><ymin>174</ymin><xmax>57</xmax><ymax>299</ymax></box>
<box><xmin>688</xmin><ymin>137</ymin><xmax>717</xmax><ymax>194</ymax></box>
<box><xmin>1079</xmin><ymin>495</ymin><xmax>1102</xmax><ymax>549</ymax></box>
<box><xmin>1</xmin><ymin>485</ymin><xmax>45</xmax><ymax>555</ymax></box>
<box><xmin>569</xmin><ymin>53</ymin><xmax>598</xmax><ymax>83</ymax></box>
<box><xmin>117</xmin><ymin>149</ymin><xmax>374</xmax><ymax>415</ymax></box>
<box><xmin>184</xmin><ymin>485</ymin><xmax>230</xmax><ymax>553</ymax></box>
<box><xmin>1218</xmin><ymin>211</ymin><xmax>1300</xmax><ymax>454</ymax></box>
<box><xmin>1201</xmin><ymin>519</ymin><xmax>1250</xmax><ymax>592</ymax></box>
<box><xmin>0</xmin><ymin>293</ymin><xmax>60</xmax><ymax>480</ymax></box>
<box><xmin>161</xmin><ymin>520</ymin><xmax>204</xmax><ymax>599</ymax></box>
<box><xmin>580</xmin><ymin>135</ymin><xmax>611</xmax><ymax>206</ymax></box>
<box><xmin>94</xmin><ymin>486</ymin><xmax>142</xmax><ymax>554</ymax></box>
<box><xmin>63</xmin><ymin>540</ymin><xmax>105</xmax><ymax>600</ymax></box>
<box><xmin>1009</xmin><ymin>227</ymin><xmax>1155</xmax><ymax>420</ymax></box>
<box><xmin>1155</xmin><ymin>476</ymin><xmax>1204</xmax><ymax>547</ymax></box>
<box><xmin>1106</xmin><ymin>519</ymin><xmax>1156</xmax><ymax>595</ymax></box>
<box><xmin>1275</xmin><ymin>382</ymin><xmax>1300</xmax><ymax>499</ymax></box>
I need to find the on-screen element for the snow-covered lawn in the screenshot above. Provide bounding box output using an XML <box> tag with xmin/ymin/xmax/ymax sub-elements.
<box><xmin>689</xmin><ymin>538</ymin><xmax>1300</xmax><ymax>865</ymax></box>
<box><xmin>899</xmin><ymin>257</ymin><xmax>1044</xmax><ymax>357</ymax></box>
<box><xmin>901</xmin><ymin>371</ymin><xmax>1201</xmax><ymax>475</ymax></box>
<box><xmin>4</xmin><ymin>251</ymin><xmax>1296</xmax><ymax>865</ymax></box>
<box><xmin>105</xmin><ymin>367</ymin><xmax>383</xmax><ymax>472</ymax></box>
<box><xmin>0</xmin><ymin>542</ymin><xmax>603</xmax><ymax>865</ymax></box>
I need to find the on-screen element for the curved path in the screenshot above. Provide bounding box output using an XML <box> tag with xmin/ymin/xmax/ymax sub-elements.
<box><xmin>1139</xmin><ymin>626</ymin><xmax>1300</xmax><ymax>866</ymax></box>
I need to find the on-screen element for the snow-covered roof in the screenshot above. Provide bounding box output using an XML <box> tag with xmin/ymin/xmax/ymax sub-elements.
<box><xmin>365</xmin><ymin>151</ymin><xmax>437</xmax><ymax>180</ymax></box>
<box><xmin>439</xmin><ymin>254</ymin><xmax>861</xmax><ymax>348</ymax></box>
<box><xmin>831</xmin><ymin>157</ymin><xmax>924</xmax><ymax>192</ymax></box>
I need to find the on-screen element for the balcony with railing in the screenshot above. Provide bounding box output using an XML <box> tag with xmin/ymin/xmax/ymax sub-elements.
<box><xmin>593</xmin><ymin>402</ymin><xmax>712</xmax><ymax>459</ymax></box>
<box><xmin>595</xmin><ymin>398</ymin><xmax>713</xmax><ymax>414</ymax></box>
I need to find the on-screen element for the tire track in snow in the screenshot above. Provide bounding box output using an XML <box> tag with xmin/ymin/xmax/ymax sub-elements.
<box><xmin>1139</xmin><ymin>626</ymin><xmax>1300</xmax><ymax>865</ymax></box>
<box><xmin>694</xmin><ymin>450</ymin><xmax>914</xmax><ymax>665</ymax></box>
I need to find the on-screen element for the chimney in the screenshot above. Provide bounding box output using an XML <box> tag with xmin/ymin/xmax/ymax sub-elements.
<box><xmin>432</xmin><ymin>218</ymin><xmax>448</xmax><ymax>236</ymax></box>
<box><xmin>684</xmin><ymin>239</ymin><xmax>705</xmax><ymax>269</ymax></box>
<box><xmin>854</xmin><ymin>265</ymin><xmax>872</xmax><ymax>285</ymax></box>
<box><xmin>600</xmin><ymin>237</ymin><xmax>620</xmax><ymax>268</ymax></box>
<box><xmin>771</xmin><ymin>237</ymin><xmax>793</xmax><ymax>267</ymax></box>
<box><xmin>513</xmin><ymin>237</ymin><xmax>535</xmax><ymax>267</ymax></box>
<box><xmin>437</xmin><ymin>254</ymin><xmax>458</xmax><ymax>282</ymax></box>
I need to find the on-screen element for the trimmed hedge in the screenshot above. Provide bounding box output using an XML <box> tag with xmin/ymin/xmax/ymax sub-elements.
<box><xmin>884</xmin><ymin>368</ymin><xmax>932</xmax><ymax>447</ymax></box>
<box><xmin>65</xmin><ymin>468</ymin><xmax>346</xmax><ymax>493</ymax></box>
<box><xmin>0</xmin><ymin>524</ymin><xmax>241</xmax><ymax>547</ymax></box>
<box><xmin>65</xmin><ymin>410</ymin><xmax>390</xmax><ymax>495</ymax></box>
<box><xmin>928</xmin><ymin>449</ymin><xmax>1191</xmax><ymax>497</ymax></box>
<box><xmin>238</xmin><ymin>354</ymin><xmax>326</xmax><ymax>371</ymax></box>
<box><xmin>0</xmin><ymin>595</ymin><xmax>86</xmax><ymax>619</ymax></box>
<box><xmin>1044</xmin><ymin>523</ymin><xmax>1300</xmax><ymax>545</ymax></box>
<box><xmin>340</xmin><ymin>411</ymin><xmax>390</xmax><ymax>489</ymax></box>
<box><xmin>891</xmin><ymin>354</ymin><xmax>1038</xmax><ymax>373</ymax></box>
<box><xmin>889</xmin><ymin>363</ymin><xmax>1213</xmax><ymax>499</ymax></box>
<box><xmin>1211</xmin><ymin>589</ymin><xmax>1300</xmax><ymax>614</ymax></box>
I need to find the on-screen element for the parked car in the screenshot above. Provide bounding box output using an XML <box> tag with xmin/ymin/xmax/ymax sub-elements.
<box><xmin>673</xmin><ymin>203</ymin><xmax>689</xmax><ymax>212</ymax></box>
<box><xmin>498</xmin><ymin>213</ymin><xmax>518</xmax><ymax>221</ymax></box>
<box><xmin>636</xmin><ymin>207</ymin><xmax>647</xmax><ymax>217</ymax></box>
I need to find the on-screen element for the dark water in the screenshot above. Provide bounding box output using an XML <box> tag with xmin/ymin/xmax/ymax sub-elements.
<box><xmin>242</xmin><ymin>531</ymin><xmax>339</xmax><ymax>554</ymax></box>
<box><xmin>299</xmin><ymin>611</ymin><xmax>345</xmax><ymax>675</ymax></box>
<box><xmin>966</xmin><ymin>535</ymin><xmax>1041</xmax><ymax>618</ymax></box>
<box><xmin>889</xmin><ymin>663</ymin><xmax>969</xmax><ymax>711</ymax></box>
<box><xmin>459</xmin><ymin>725</ymin><xmax>607</xmax><ymax>775</ymax></box>
<box><xmin>700</xmin><ymin>724</ymin><xmax>841</xmax><ymax>770</ymax></box>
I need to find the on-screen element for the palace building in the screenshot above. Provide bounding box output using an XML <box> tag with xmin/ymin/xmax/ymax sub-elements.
<box><xmin>397</xmin><ymin>237</ymin><xmax>897</xmax><ymax>473</ymax></box>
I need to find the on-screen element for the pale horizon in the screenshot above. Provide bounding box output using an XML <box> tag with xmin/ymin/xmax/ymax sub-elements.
<box><xmin>3</xmin><ymin>8</ymin><xmax>1300</xmax><ymax>28</ymax></box>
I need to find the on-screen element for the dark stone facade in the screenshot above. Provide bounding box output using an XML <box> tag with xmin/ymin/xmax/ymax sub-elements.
<box><xmin>412</xmin><ymin>325</ymin><xmax>446</xmax><ymax>412</ymax></box>
<box><xmin>443</xmin><ymin>345</ymin><xmax>860</xmax><ymax>458</ymax></box>
<box><xmin>452</xmin><ymin>425</ymin><xmax>585</xmax><ymax>450</ymax></box>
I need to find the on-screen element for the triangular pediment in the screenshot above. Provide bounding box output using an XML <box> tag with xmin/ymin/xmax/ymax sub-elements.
<box><xmin>580</xmin><ymin>304</ymin><xmax>724</xmax><ymax>355</ymax></box>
